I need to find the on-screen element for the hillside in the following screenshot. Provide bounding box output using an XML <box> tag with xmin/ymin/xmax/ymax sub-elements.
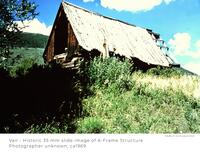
<box><xmin>1</xmin><ymin>44</ymin><xmax>200</xmax><ymax>133</ymax></box>
<box><xmin>15</xmin><ymin>32</ymin><xmax>48</xmax><ymax>48</ymax></box>
<box><xmin>0</xmin><ymin>33</ymin><xmax>47</xmax><ymax>76</ymax></box>
<box><xmin>71</xmin><ymin>58</ymin><xmax>200</xmax><ymax>133</ymax></box>
<box><xmin>21</xmin><ymin>57</ymin><xmax>200</xmax><ymax>134</ymax></box>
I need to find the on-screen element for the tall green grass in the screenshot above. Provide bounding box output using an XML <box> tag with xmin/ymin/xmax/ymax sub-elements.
<box><xmin>17</xmin><ymin>56</ymin><xmax>199</xmax><ymax>133</ymax></box>
<box><xmin>83</xmin><ymin>57</ymin><xmax>133</xmax><ymax>93</ymax></box>
<box><xmin>76</xmin><ymin>57</ymin><xmax>200</xmax><ymax>133</ymax></box>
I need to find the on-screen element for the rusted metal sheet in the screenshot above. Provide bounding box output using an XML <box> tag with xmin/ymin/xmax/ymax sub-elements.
<box><xmin>62</xmin><ymin>2</ymin><xmax>170</xmax><ymax>67</ymax></box>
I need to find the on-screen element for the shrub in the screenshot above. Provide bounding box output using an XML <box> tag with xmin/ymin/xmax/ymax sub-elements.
<box><xmin>9</xmin><ymin>56</ymin><xmax>39</xmax><ymax>77</ymax></box>
<box><xmin>147</xmin><ymin>67</ymin><xmax>185</xmax><ymax>78</ymax></box>
<box><xmin>80</xmin><ymin>57</ymin><xmax>135</xmax><ymax>95</ymax></box>
<box><xmin>85</xmin><ymin>57</ymin><xmax>132</xmax><ymax>87</ymax></box>
<box><xmin>185</xmin><ymin>109</ymin><xmax>200</xmax><ymax>132</ymax></box>
<box><xmin>76</xmin><ymin>117</ymin><xmax>105</xmax><ymax>133</ymax></box>
<box><xmin>1</xmin><ymin>48</ymin><xmax>44</xmax><ymax>77</ymax></box>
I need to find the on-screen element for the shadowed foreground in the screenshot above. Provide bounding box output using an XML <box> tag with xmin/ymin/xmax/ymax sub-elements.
<box><xmin>0</xmin><ymin>64</ymin><xmax>82</xmax><ymax>133</ymax></box>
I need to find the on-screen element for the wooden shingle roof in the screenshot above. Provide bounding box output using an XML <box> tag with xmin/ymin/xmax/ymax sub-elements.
<box><xmin>61</xmin><ymin>2</ymin><xmax>172</xmax><ymax>66</ymax></box>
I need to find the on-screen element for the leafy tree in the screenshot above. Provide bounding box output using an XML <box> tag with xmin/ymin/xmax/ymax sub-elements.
<box><xmin>0</xmin><ymin>0</ymin><xmax>38</xmax><ymax>62</ymax></box>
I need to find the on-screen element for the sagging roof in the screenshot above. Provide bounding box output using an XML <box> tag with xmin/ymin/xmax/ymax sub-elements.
<box><xmin>61</xmin><ymin>2</ymin><xmax>172</xmax><ymax>66</ymax></box>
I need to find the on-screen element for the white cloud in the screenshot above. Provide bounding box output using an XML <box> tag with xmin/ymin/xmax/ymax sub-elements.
<box><xmin>16</xmin><ymin>18</ymin><xmax>52</xmax><ymax>36</ymax></box>
<box><xmin>195</xmin><ymin>40</ymin><xmax>200</xmax><ymax>49</ymax></box>
<box><xmin>100</xmin><ymin>0</ymin><xmax>175</xmax><ymax>12</ymax></box>
<box><xmin>183</xmin><ymin>63</ymin><xmax>200</xmax><ymax>76</ymax></box>
<box><xmin>164</xmin><ymin>0</ymin><xmax>175</xmax><ymax>4</ymax></box>
<box><xmin>168</xmin><ymin>33</ymin><xmax>191</xmax><ymax>56</ymax></box>
<box><xmin>168</xmin><ymin>32</ymin><xmax>200</xmax><ymax>58</ymax></box>
<box><xmin>168</xmin><ymin>32</ymin><xmax>200</xmax><ymax>75</ymax></box>
<box><xmin>83</xmin><ymin>0</ymin><xmax>95</xmax><ymax>2</ymax></box>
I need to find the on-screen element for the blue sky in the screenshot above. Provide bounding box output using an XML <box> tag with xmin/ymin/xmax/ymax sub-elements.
<box><xmin>23</xmin><ymin>0</ymin><xmax>200</xmax><ymax>75</ymax></box>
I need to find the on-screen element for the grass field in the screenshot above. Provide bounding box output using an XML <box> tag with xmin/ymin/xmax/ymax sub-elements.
<box><xmin>75</xmin><ymin>58</ymin><xmax>200</xmax><ymax>134</ymax></box>
<box><xmin>11</xmin><ymin>47</ymin><xmax>44</xmax><ymax>65</ymax></box>
<box><xmin>25</xmin><ymin>57</ymin><xmax>200</xmax><ymax>134</ymax></box>
<box><xmin>5</xmin><ymin>47</ymin><xmax>45</xmax><ymax>77</ymax></box>
<box><xmin>77</xmin><ymin>74</ymin><xmax>200</xmax><ymax>133</ymax></box>
<box><xmin>2</xmin><ymin>48</ymin><xmax>199</xmax><ymax>133</ymax></box>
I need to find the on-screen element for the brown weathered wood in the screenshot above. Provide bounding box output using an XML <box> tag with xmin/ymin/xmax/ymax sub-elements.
<box><xmin>67</xmin><ymin>22</ymin><xmax>78</xmax><ymax>57</ymax></box>
<box><xmin>43</xmin><ymin>2</ymin><xmax>178</xmax><ymax>67</ymax></box>
<box><xmin>43</xmin><ymin>4</ymin><xmax>79</xmax><ymax>63</ymax></box>
<box><xmin>43</xmin><ymin>4</ymin><xmax>63</xmax><ymax>62</ymax></box>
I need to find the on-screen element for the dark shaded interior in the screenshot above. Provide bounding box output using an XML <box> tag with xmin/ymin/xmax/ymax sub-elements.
<box><xmin>54</xmin><ymin>10</ymin><xmax>68</xmax><ymax>55</ymax></box>
<box><xmin>131</xmin><ymin>57</ymin><xmax>158</xmax><ymax>71</ymax></box>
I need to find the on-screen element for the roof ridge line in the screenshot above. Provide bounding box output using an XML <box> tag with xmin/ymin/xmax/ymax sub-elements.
<box><xmin>62</xmin><ymin>1</ymin><xmax>138</xmax><ymax>28</ymax></box>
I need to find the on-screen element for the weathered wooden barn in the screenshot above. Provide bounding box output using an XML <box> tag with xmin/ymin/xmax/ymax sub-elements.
<box><xmin>43</xmin><ymin>1</ymin><xmax>177</xmax><ymax>68</ymax></box>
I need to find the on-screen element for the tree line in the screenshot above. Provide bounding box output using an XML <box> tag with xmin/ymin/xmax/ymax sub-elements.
<box><xmin>15</xmin><ymin>32</ymin><xmax>48</xmax><ymax>48</ymax></box>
